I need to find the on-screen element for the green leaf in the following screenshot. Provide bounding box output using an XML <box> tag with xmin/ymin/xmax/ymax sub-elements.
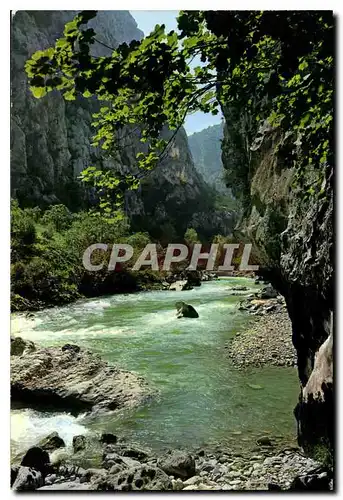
<box><xmin>31</xmin><ymin>86</ymin><xmax>46</xmax><ymax>98</ymax></box>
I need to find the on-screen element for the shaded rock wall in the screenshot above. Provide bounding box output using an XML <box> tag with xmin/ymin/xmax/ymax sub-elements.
<box><xmin>221</xmin><ymin>112</ymin><xmax>334</xmax><ymax>462</ymax></box>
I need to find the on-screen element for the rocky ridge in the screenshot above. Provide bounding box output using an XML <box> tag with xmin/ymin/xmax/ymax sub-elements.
<box><xmin>11</xmin><ymin>339</ymin><xmax>152</xmax><ymax>414</ymax></box>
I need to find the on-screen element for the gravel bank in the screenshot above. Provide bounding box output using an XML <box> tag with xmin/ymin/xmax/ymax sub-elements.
<box><xmin>227</xmin><ymin>306</ymin><xmax>297</xmax><ymax>368</ymax></box>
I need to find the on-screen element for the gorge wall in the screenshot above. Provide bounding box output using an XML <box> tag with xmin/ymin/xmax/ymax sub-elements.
<box><xmin>221</xmin><ymin>111</ymin><xmax>334</xmax><ymax>464</ymax></box>
<box><xmin>11</xmin><ymin>11</ymin><xmax>235</xmax><ymax>240</ymax></box>
<box><xmin>188</xmin><ymin>123</ymin><xmax>226</xmax><ymax>192</ymax></box>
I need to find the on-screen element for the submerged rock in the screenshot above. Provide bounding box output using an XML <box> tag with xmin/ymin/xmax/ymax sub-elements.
<box><xmin>11</xmin><ymin>342</ymin><xmax>151</xmax><ymax>414</ymax></box>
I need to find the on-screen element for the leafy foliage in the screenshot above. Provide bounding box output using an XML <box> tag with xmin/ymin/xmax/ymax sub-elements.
<box><xmin>25</xmin><ymin>10</ymin><xmax>333</xmax><ymax>208</ymax></box>
<box><xmin>11</xmin><ymin>200</ymin><xmax>158</xmax><ymax>310</ymax></box>
<box><xmin>41</xmin><ymin>204</ymin><xmax>74</xmax><ymax>231</ymax></box>
<box><xmin>184</xmin><ymin>227</ymin><xmax>200</xmax><ymax>245</ymax></box>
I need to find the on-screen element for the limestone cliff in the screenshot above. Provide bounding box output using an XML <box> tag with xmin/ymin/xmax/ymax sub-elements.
<box><xmin>11</xmin><ymin>11</ymin><xmax>231</xmax><ymax>240</ymax></box>
<box><xmin>188</xmin><ymin>123</ymin><xmax>226</xmax><ymax>192</ymax></box>
<box><xmin>222</xmin><ymin>111</ymin><xmax>334</xmax><ymax>463</ymax></box>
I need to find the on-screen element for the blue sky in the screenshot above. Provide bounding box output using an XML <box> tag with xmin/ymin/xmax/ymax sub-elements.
<box><xmin>130</xmin><ymin>10</ymin><xmax>222</xmax><ymax>136</ymax></box>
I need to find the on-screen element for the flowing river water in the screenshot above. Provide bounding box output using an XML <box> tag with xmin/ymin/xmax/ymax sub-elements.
<box><xmin>11</xmin><ymin>277</ymin><xmax>299</xmax><ymax>457</ymax></box>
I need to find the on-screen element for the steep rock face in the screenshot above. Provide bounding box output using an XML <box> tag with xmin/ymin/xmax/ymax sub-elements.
<box><xmin>11</xmin><ymin>10</ymin><xmax>143</xmax><ymax>209</ymax></box>
<box><xmin>188</xmin><ymin>124</ymin><xmax>227</xmax><ymax>192</ymax></box>
<box><xmin>222</xmin><ymin>115</ymin><xmax>334</xmax><ymax>463</ymax></box>
<box><xmin>11</xmin><ymin>11</ymin><xmax>227</xmax><ymax>239</ymax></box>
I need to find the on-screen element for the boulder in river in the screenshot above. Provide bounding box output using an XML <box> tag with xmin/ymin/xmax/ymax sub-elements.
<box><xmin>175</xmin><ymin>301</ymin><xmax>199</xmax><ymax>319</ymax></box>
<box><xmin>11</xmin><ymin>342</ymin><xmax>152</xmax><ymax>415</ymax></box>
<box><xmin>38</xmin><ymin>432</ymin><xmax>65</xmax><ymax>452</ymax></box>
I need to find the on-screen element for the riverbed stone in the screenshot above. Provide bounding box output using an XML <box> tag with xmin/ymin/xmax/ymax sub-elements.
<box><xmin>256</xmin><ymin>436</ymin><xmax>272</xmax><ymax>446</ymax></box>
<box><xmin>172</xmin><ymin>478</ymin><xmax>184</xmax><ymax>490</ymax></box>
<box><xmin>12</xmin><ymin>466</ymin><xmax>43</xmax><ymax>491</ymax></box>
<box><xmin>183</xmin><ymin>475</ymin><xmax>202</xmax><ymax>486</ymax></box>
<box><xmin>158</xmin><ymin>450</ymin><xmax>196</xmax><ymax>479</ymax></box>
<box><xmin>45</xmin><ymin>473</ymin><xmax>57</xmax><ymax>485</ymax></box>
<box><xmin>100</xmin><ymin>433</ymin><xmax>118</xmax><ymax>444</ymax></box>
<box><xmin>21</xmin><ymin>446</ymin><xmax>50</xmax><ymax>475</ymax></box>
<box><xmin>72</xmin><ymin>434</ymin><xmax>87</xmax><ymax>453</ymax></box>
<box><xmin>81</xmin><ymin>468</ymin><xmax>108</xmax><ymax>482</ymax></box>
<box><xmin>95</xmin><ymin>465</ymin><xmax>172</xmax><ymax>491</ymax></box>
<box><xmin>38</xmin><ymin>482</ymin><xmax>94</xmax><ymax>490</ymax></box>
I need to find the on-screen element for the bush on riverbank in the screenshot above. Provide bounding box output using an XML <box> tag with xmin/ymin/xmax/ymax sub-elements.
<box><xmin>11</xmin><ymin>200</ymin><xmax>162</xmax><ymax>311</ymax></box>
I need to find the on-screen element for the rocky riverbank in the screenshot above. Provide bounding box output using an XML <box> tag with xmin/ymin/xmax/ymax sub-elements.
<box><xmin>11</xmin><ymin>432</ymin><xmax>333</xmax><ymax>491</ymax></box>
<box><xmin>226</xmin><ymin>286</ymin><xmax>297</xmax><ymax>368</ymax></box>
<box><xmin>11</xmin><ymin>338</ymin><xmax>152</xmax><ymax>414</ymax></box>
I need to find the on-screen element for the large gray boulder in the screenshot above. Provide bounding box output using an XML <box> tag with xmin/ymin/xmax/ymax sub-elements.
<box><xmin>12</xmin><ymin>466</ymin><xmax>44</xmax><ymax>491</ymax></box>
<box><xmin>11</xmin><ymin>342</ymin><xmax>151</xmax><ymax>414</ymax></box>
<box><xmin>94</xmin><ymin>465</ymin><xmax>172</xmax><ymax>491</ymax></box>
<box><xmin>157</xmin><ymin>450</ymin><xmax>196</xmax><ymax>480</ymax></box>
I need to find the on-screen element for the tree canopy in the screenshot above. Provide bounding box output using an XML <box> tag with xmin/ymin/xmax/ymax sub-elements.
<box><xmin>25</xmin><ymin>10</ymin><xmax>334</xmax><ymax>211</ymax></box>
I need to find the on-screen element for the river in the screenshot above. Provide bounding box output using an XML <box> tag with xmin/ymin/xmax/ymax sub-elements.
<box><xmin>11</xmin><ymin>277</ymin><xmax>299</xmax><ymax>457</ymax></box>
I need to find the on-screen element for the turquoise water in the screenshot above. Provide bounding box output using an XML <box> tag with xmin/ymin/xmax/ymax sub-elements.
<box><xmin>11</xmin><ymin>278</ymin><xmax>299</xmax><ymax>455</ymax></box>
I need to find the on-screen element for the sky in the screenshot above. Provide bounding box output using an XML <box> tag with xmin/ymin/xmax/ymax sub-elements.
<box><xmin>130</xmin><ymin>10</ymin><xmax>223</xmax><ymax>136</ymax></box>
